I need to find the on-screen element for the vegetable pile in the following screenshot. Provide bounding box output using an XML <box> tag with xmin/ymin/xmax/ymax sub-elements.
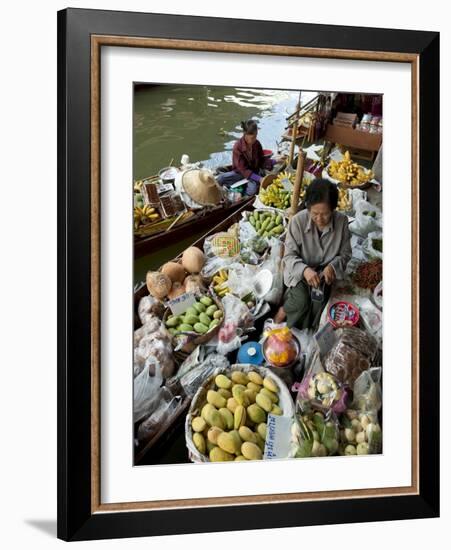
<box><xmin>352</xmin><ymin>259</ymin><xmax>383</xmax><ymax>291</ymax></box>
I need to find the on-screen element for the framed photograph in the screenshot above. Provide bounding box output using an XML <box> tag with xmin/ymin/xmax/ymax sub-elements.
<box><xmin>57</xmin><ymin>8</ymin><xmax>439</xmax><ymax>542</ymax></box>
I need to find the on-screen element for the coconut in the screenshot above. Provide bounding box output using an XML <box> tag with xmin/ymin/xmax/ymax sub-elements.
<box><xmin>181</xmin><ymin>247</ymin><xmax>205</xmax><ymax>274</ymax></box>
<box><xmin>184</xmin><ymin>274</ymin><xmax>206</xmax><ymax>293</ymax></box>
<box><xmin>146</xmin><ymin>271</ymin><xmax>172</xmax><ymax>299</ymax></box>
<box><xmin>167</xmin><ymin>281</ymin><xmax>186</xmax><ymax>301</ymax></box>
<box><xmin>161</xmin><ymin>261</ymin><xmax>186</xmax><ymax>283</ymax></box>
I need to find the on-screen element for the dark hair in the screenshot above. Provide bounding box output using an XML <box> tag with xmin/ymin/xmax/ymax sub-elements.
<box><xmin>241</xmin><ymin>119</ymin><xmax>258</xmax><ymax>135</ymax></box>
<box><xmin>305</xmin><ymin>178</ymin><xmax>338</xmax><ymax>210</ymax></box>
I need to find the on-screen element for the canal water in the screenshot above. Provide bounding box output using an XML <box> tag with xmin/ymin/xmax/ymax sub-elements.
<box><xmin>133</xmin><ymin>85</ymin><xmax>313</xmax><ymax>284</ymax></box>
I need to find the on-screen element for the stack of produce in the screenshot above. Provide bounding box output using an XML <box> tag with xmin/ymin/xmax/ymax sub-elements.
<box><xmin>291</xmin><ymin>410</ymin><xmax>339</xmax><ymax>458</ymax></box>
<box><xmin>259</xmin><ymin>179</ymin><xmax>291</xmax><ymax>209</ymax></box>
<box><xmin>248</xmin><ymin>211</ymin><xmax>285</xmax><ymax>238</ymax></box>
<box><xmin>189</xmin><ymin>370</ymin><xmax>283</xmax><ymax>462</ymax></box>
<box><xmin>262</xmin><ymin>326</ymin><xmax>299</xmax><ymax>368</ymax></box>
<box><xmin>337</xmin><ymin>187</ymin><xmax>352</xmax><ymax>211</ymax></box>
<box><xmin>145</xmin><ymin>247</ymin><xmax>206</xmax><ymax>301</ymax></box>
<box><xmin>165</xmin><ymin>295</ymin><xmax>223</xmax><ymax>336</ymax></box>
<box><xmin>327</xmin><ymin>151</ymin><xmax>374</xmax><ymax>186</ymax></box>
<box><xmin>338</xmin><ymin>409</ymin><xmax>382</xmax><ymax>455</ymax></box>
<box><xmin>134</xmin><ymin>205</ymin><xmax>161</xmax><ymax>229</ymax></box>
<box><xmin>352</xmin><ymin>259</ymin><xmax>383</xmax><ymax>291</ymax></box>
<box><xmin>212</xmin><ymin>269</ymin><xmax>230</xmax><ymax>298</ymax></box>
<box><xmin>306</xmin><ymin>372</ymin><xmax>344</xmax><ymax>409</ymax></box>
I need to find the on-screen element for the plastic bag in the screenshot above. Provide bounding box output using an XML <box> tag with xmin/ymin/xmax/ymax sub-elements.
<box><xmin>179</xmin><ymin>353</ymin><xmax>230</xmax><ymax>397</ymax></box>
<box><xmin>217</xmin><ymin>294</ymin><xmax>252</xmax><ymax>355</ymax></box>
<box><xmin>352</xmin><ymin>296</ymin><xmax>383</xmax><ymax>344</ymax></box>
<box><xmin>135</xmin><ymin>330</ymin><xmax>174</xmax><ymax>378</ymax></box>
<box><xmin>201</xmin><ymin>232</ymin><xmax>241</xmax><ymax>278</ymax></box>
<box><xmin>134</xmin><ymin>315</ymin><xmax>165</xmax><ymax>347</ymax></box>
<box><xmin>352</xmin><ymin>367</ymin><xmax>382</xmax><ymax>412</ymax></box>
<box><xmin>226</xmin><ymin>264</ymin><xmax>257</xmax><ymax>299</ymax></box>
<box><xmin>260</xmin><ymin>239</ymin><xmax>284</xmax><ymax>305</ymax></box>
<box><xmin>323</xmin><ymin>327</ymin><xmax>377</xmax><ymax>388</ymax></box>
<box><xmin>338</xmin><ymin>408</ymin><xmax>382</xmax><ymax>455</ymax></box>
<box><xmin>137</xmin><ymin>393</ymin><xmax>182</xmax><ymax>442</ymax></box>
<box><xmin>348</xmin><ymin>200</ymin><xmax>382</xmax><ymax>238</ymax></box>
<box><xmin>291</xmin><ymin>406</ymin><xmax>340</xmax><ymax>458</ymax></box>
<box><xmin>137</xmin><ymin>295</ymin><xmax>164</xmax><ymax>325</ymax></box>
<box><xmin>293</xmin><ymin>350</ymin><xmax>350</xmax><ymax>414</ymax></box>
<box><xmin>133</xmin><ymin>361</ymin><xmax>164</xmax><ymax>423</ymax></box>
<box><xmin>362</xmin><ymin>231</ymin><xmax>383</xmax><ymax>260</ymax></box>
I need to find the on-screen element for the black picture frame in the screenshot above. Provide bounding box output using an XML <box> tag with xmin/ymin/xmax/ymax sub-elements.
<box><xmin>57</xmin><ymin>8</ymin><xmax>440</xmax><ymax>542</ymax></box>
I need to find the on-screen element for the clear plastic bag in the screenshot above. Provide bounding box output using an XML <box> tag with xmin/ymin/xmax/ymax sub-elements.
<box><xmin>137</xmin><ymin>295</ymin><xmax>164</xmax><ymax>325</ymax></box>
<box><xmin>133</xmin><ymin>361</ymin><xmax>164</xmax><ymax>423</ymax></box>
<box><xmin>217</xmin><ymin>294</ymin><xmax>252</xmax><ymax>355</ymax></box>
<box><xmin>260</xmin><ymin>239</ymin><xmax>284</xmax><ymax>305</ymax></box>
<box><xmin>137</xmin><ymin>393</ymin><xmax>182</xmax><ymax>442</ymax></box>
<box><xmin>323</xmin><ymin>327</ymin><xmax>378</xmax><ymax>388</ymax></box>
<box><xmin>362</xmin><ymin>231</ymin><xmax>383</xmax><ymax>260</ymax></box>
<box><xmin>291</xmin><ymin>406</ymin><xmax>340</xmax><ymax>458</ymax></box>
<box><xmin>293</xmin><ymin>350</ymin><xmax>350</xmax><ymax>414</ymax></box>
<box><xmin>348</xmin><ymin>200</ymin><xmax>382</xmax><ymax>238</ymax></box>
<box><xmin>179</xmin><ymin>353</ymin><xmax>230</xmax><ymax>397</ymax></box>
<box><xmin>338</xmin><ymin>409</ymin><xmax>382</xmax><ymax>455</ymax></box>
<box><xmin>352</xmin><ymin>367</ymin><xmax>382</xmax><ymax>412</ymax></box>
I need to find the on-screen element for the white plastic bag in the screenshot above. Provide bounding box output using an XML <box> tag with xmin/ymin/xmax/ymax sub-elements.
<box><xmin>133</xmin><ymin>361</ymin><xmax>164</xmax><ymax>423</ymax></box>
<box><xmin>362</xmin><ymin>231</ymin><xmax>383</xmax><ymax>260</ymax></box>
<box><xmin>349</xmin><ymin>200</ymin><xmax>382</xmax><ymax>238</ymax></box>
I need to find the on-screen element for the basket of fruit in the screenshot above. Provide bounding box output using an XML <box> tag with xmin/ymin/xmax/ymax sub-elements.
<box><xmin>247</xmin><ymin>210</ymin><xmax>287</xmax><ymax>239</ymax></box>
<box><xmin>163</xmin><ymin>291</ymin><xmax>224</xmax><ymax>345</ymax></box>
<box><xmin>323</xmin><ymin>151</ymin><xmax>374</xmax><ymax>190</ymax></box>
<box><xmin>185</xmin><ymin>364</ymin><xmax>295</xmax><ymax>462</ymax></box>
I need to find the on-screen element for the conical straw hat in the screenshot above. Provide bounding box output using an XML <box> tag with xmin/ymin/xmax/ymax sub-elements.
<box><xmin>181</xmin><ymin>169</ymin><xmax>223</xmax><ymax>206</ymax></box>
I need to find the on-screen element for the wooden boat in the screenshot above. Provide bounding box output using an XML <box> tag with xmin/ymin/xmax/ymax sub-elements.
<box><xmin>133</xmin><ymin>199</ymin><xmax>254</xmax><ymax>464</ymax></box>
<box><xmin>134</xmin><ymin>196</ymin><xmax>254</xmax><ymax>259</ymax></box>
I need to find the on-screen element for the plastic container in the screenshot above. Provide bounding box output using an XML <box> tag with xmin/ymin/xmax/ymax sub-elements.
<box><xmin>327</xmin><ymin>301</ymin><xmax>360</xmax><ymax>328</ymax></box>
<box><xmin>237</xmin><ymin>341</ymin><xmax>264</xmax><ymax>365</ymax></box>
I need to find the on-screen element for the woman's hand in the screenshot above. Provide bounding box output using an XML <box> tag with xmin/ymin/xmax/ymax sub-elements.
<box><xmin>304</xmin><ymin>267</ymin><xmax>321</xmax><ymax>288</ymax></box>
<box><xmin>322</xmin><ymin>264</ymin><xmax>336</xmax><ymax>285</ymax></box>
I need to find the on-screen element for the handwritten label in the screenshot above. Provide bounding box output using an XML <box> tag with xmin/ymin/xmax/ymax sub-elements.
<box><xmin>167</xmin><ymin>292</ymin><xmax>197</xmax><ymax>316</ymax></box>
<box><xmin>263</xmin><ymin>414</ymin><xmax>292</xmax><ymax>460</ymax></box>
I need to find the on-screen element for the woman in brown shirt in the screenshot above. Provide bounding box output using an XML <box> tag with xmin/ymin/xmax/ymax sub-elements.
<box><xmin>275</xmin><ymin>178</ymin><xmax>352</xmax><ymax>329</ymax></box>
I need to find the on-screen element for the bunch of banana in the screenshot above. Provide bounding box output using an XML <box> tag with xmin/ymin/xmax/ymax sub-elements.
<box><xmin>337</xmin><ymin>188</ymin><xmax>352</xmax><ymax>212</ymax></box>
<box><xmin>259</xmin><ymin>180</ymin><xmax>291</xmax><ymax>209</ymax></box>
<box><xmin>134</xmin><ymin>205</ymin><xmax>160</xmax><ymax>230</ymax></box>
<box><xmin>134</xmin><ymin>179</ymin><xmax>143</xmax><ymax>192</ymax></box>
<box><xmin>212</xmin><ymin>270</ymin><xmax>230</xmax><ymax>298</ymax></box>
<box><xmin>327</xmin><ymin>151</ymin><xmax>374</xmax><ymax>186</ymax></box>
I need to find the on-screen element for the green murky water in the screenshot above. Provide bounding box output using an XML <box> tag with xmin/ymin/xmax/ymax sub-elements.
<box><xmin>133</xmin><ymin>85</ymin><xmax>311</xmax><ymax>284</ymax></box>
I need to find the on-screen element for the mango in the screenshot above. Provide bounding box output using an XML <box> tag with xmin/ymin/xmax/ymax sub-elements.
<box><xmin>184</xmin><ymin>314</ymin><xmax>199</xmax><ymax>326</ymax></box>
<box><xmin>247</xmin><ymin>382</ymin><xmax>261</xmax><ymax>393</ymax></box>
<box><xmin>202</xmin><ymin>404</ymin><xmax>225</xmax><ymax>429</ymax></box>
<box><xmin>257</xmin><ymin>422</ymin><xmax>267</xmax><ymax>440</ymax></box>
<box><xmin>263</xmin><ymin>376</ymin><xmax>279</xmax><ymax>394</ymax></box>
<box><xmin>194</xmin><ymin>322</ymin><xmax>209</xmax><ymax>334</ymax></box>
<box><xmin>241</xmin><ymin>441</ymin><xmax>262</xmax><ymax>461</ymax></box>
<box><xmin>206</xmin><ymin>305</ymin><xmax>218</xmax><ymax>316</ymax></box>
<box><xmin>247</xmin><ymin>370</ymin><xmax>264</xmax><ymax>386</ymax></box>
<box><xmin>238</xmin><ymin>426</ymin><xmax>257</xmax><ymax>444</ymax></box>
<box><xmin>260</xmin><ymin>387</ymin><xmax>279</xmax><ymax>404</ymax></box>
<box><xmin>227</xmin><ymin>397</ymin><xmax>239</xmax><ymax>413</ymax></box>
<box><xmin>231</xmin><ymin>371</ymin><xmax>249</xmax><ymax>385</ymax></box>
<box><xmin>178</xmin><ymin>323</ymin><xmax>194</xmax><ymax>332</ymax></box>
<box><xmin>207</xmin><ymin>426</ymin><xmax>223</xmax><ymax>445</ymax></box>
<box><xmin>232</xmin><ymin>384</ymin><xmax>247</xmax><ymax>406</ymax></box>
<box><xmin>193</xmin><ymin>302</ymin><xmax>206</xmax><ymax>313</ymax></box>
<box><xmin>217</xmin><ymin>432</ymin><xmax>237</xmax><ymax>455</ymax></box>
<box><xmin>244</xmin><ymin>389</ymin><xmax>257</xmax><ymax>404</ymax></box>
<box><xmin>247</xmin><ymin>403</ymin><xmax>266</xmax><ymax>424</ymax></box>
<box><xmin>168</xmin><ymin>328</ymin><xmax>178</xmax><ymax>336</ymax></box>
<box><xmin>209</xmin><ymin>319</ymin><xmax>220</xmax><ymax>330</ymax></box>
<box><xmin>255</xmin><ymin>433</ymin><xmax>266</xmax><ymax>452</ymax></box>
<box><xmin>209</xmin><ymin>446</ymin><xmax>234</xmax><ymax>462</ymax></box>
<box><xmin>217</xmin><ymin>388</ymin><xmax>232</xmax><ymax>399</ymax></box>
<box><xmin>199</xmin><ymin>312</ymin><xmax>212</xmax><ymax>326</ymax></box>
<box><xmin>256</xmin><ymin>393</ymin><xmax>273</xmax><ymax>413</ymax></box>
<box><xmin>193</xmin><ymin>433</ymin><xmax>206</xmax><ymax>454</ymax></box>
<box><xmin>234</xmin><ymin>405</ymin><xmax>247</xmax><ymax>430</ymax></box>
<box><xmin>235</xmin><ymin>455</ymin><xmax>248</xmax><ymax>461</ymax></box>
<box><xmin>218</xmin><ymin>407</ymin><xmax>234</xmax><ymax>430</ymax></box>
<box><xmin>213</xmin><ymin>310</ymin><xmax>224</xmax><ymax>320</ymax></box>
<box><xmin>200</xmin><ymin>296</ymin><xmax>213</xmax><ymax>307</ymax></box>
<box><xmin>207</xmin><ymin>390</ymin><xmax>227</xmax><ymax>409</ymax></box>
<box><xmin>206</xmin><ymin>440</ymin><xmax>216</xmax><ymax>453</ymax></box>
<box><xmin>165</xmin><ymin>316</ymin><xmax>180</xmax><ymax>328</ymax></box>
<box><xmin>215</xmin><ymin>374</ymin><xmax>232</xmax><ymax>389</ymax></box>
<box><xmin>271</xmin><ymin>405</ymin><xmax>283</xmax><ymax>416</ymax></box>
<box><xmin>191</xmin><ymin>416</ymin><xmax>206</xmax><ymax>433</ymax></box>
<box><xmin>185</xmin><ymin>306</ymin><xmax>197</xmax><ymax>317</ymax></box>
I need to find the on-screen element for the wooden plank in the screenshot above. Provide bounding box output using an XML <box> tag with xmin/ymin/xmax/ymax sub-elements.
<box><xmin>324</xmin><ymin>124</ymin><xmax>382</xmax><ymax>151</ymax></box>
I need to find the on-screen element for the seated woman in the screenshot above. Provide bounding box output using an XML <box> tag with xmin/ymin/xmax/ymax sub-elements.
<box><xmin>216</xmin><ymin>120</ymin><xmax>277</xmax><ymax>196</ymax></box>
<box><xmin>275</xmin><ymin>178</ymin><xmax>352</xmax><ymax>330</ymax></box>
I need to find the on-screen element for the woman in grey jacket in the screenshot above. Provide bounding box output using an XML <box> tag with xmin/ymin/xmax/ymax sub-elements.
<box><xmin>275</xmin><ymin>178</ymin><xmax>352</xmax><ymax>329</ymax></box>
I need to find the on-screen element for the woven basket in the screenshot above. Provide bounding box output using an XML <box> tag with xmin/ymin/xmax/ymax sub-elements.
<box><xmin>162</xmin><ymin>289</ymin><xmax>224</xmax><ymax>346</ymax></box>
<box><xmin>185</xmin><ymin>364</ymin><xmax>295</xmax><ymax>463</ymax></box>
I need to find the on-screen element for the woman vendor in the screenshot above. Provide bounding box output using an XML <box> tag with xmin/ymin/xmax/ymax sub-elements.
<box><xmin>217</xmin><ymin>120</ymin><xmax>280</xmax><ymax>195</ymax></box>
<box><xmin>275</xmin><ymin>178</ymin><xmax>352</xmax><ymax>329</ymax></box>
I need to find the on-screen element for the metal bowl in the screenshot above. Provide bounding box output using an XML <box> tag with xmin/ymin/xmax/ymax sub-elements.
<box><xmin>158</xmin><ymin>166</ymin><xmax>179</xmax><ymax>184</ymax></box>
<box><xmin>262</xmin><ymin>332</ymin><xmax>301</xmax><ymax>369</ymax></box>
